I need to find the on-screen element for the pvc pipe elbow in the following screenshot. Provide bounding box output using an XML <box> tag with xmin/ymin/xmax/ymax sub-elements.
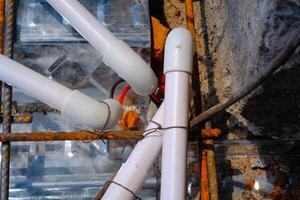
<box><xmin>62</xmin><ymin>91</ymin><xmax>123</xmax><ymax>129</ymax></box>
<box><xmin>46</xmin><ymin>0</ymin><xmax>158</xmax><ymax>96</ymax></box>
<box><xmin>103</xmin><ymin>39</ymin><xmax>158</xmax><ymax>96</ymax></box>
<box><xmin>164</xmin><ymin>28</ymin><xmax>194</xmax><ymax>74</ymax></box>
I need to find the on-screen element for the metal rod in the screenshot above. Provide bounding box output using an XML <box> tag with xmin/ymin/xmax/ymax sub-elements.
<box><xmin>205</xmin><ymin>139</ymin><xmax>218</xmax><ymax>200</ymax></box>
<box><xmin>185</xmin><ymin>1</ymin><xmax>217</xmax><ymax>199</ymax></box>
<box><xmin>190</xmin><ymin>29</ymin><xmax>300</xmax><ymax>128</ymax></box>
<box><xmin>0</xmin><ymin>130</ymin><xmax>144</xmax><ymax>142</ymax></box>
<box><xmin>1</xmin><ymin>0</ymin><xmax>15</xmax><ymax>199</ymax></box>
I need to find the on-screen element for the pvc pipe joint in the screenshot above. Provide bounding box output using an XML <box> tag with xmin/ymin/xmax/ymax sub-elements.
<box><xmin>164</xmin><ymin>28</ymin><xmax>193</xmax><ymax>74</ymax></box>
<box><xmin>46</xmin><ymin>0</ymin><xmax>158</xmax><ymax>96</ymax></box>
<box><xmin>0</xmin><ymin>55</ymin><xmax>123</xmax><ymax>130</ymax></box>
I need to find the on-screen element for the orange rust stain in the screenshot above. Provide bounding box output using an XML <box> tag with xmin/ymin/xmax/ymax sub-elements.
<box><xmin>185</xmin><ymin>0</ymin><xmax>196</xmax><ymax>38</ymax></box>
<box><xmin>14</xmin><ymin>115</ymin><xmax>21</xmax><ymax>122</ymax></box>
<box><xmin>119</xmin><ymin>110</ymin><xmax>140</xmax><ymax>130</ymax></box>
<box><xmin>151</xmin><ymin>17</ymin><xmax>169</xmax><ymax>60</ymax></box>
<box><xmin>244</xmin><ymin>178</ymin><xmax>255</xmax><ymax>190</ymax></box>
<box><xmin>107</xmin><ymin>135</ymin><xmax>114</xmax><ymax>139</ymax></box>
<box><xmin>23</xmin><ymin>115</ymin><xmax>33</xmax><ymax>123</ymax></box>
<box><xmin>201</xmin><ymin>128</ymin><xmax>222</xmax><ymax>138</ymax></box>
<box><xmin>201</xmin><ymin>149</ymin><xmax>210</xmax><ymax>200</ymax></box>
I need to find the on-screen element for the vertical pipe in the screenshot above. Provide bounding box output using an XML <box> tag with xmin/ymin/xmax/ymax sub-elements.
<box><xmin>0</xmin><ymin>0</ymin><xmax>14</xmax><ymax>199</ymax></box>
<box><xmin>161</xmin><ymin>28</ymin><xmax>193</xmax><ymax>200</ymax></box>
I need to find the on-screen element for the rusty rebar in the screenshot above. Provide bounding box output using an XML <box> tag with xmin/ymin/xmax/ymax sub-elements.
<box><xmin>186</xmin><ymin>1</ymin><xmax>219</xmax><ymax>199</ymax></box>
<box><xmin>205</xmin><ymin>139</ymin><xmax>218</xmax><ymax>200</ymax></box>
<box><xmin>0</xmin><ymin>130</ymin><xmax>144</xmax><ymax>142</ymax></box>
<box><xmin>1</xmin><ymin>0</ymin><xmax>15</xmax><ymax>199</ymax></box>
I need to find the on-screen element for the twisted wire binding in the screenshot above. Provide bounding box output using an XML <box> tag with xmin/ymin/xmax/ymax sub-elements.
<box><xmin>101</xmin><ymin>121</ymin><xmax>189</xmax><ymax>199</ymax></box>
<box><xmin>82</xmin><ymin>101</ymin><xmax>111</xmax><ymax>144</ymax></box>
<box><xmin>105</xmin><ymin>181</ymin><xmax>142</xmax><ymax>200</ymax></box>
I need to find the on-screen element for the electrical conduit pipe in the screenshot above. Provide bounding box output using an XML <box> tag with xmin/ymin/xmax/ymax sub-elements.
<box><xmin>46</xmin><ymin>0</ymin><xmax>157</xmax><ymax>96</ymax></box>
<box><xmin>0</xmin><ymin>55</ymin><xmax>123</xmax><ymax>130</ymax></box>
<box><xmin>102</xmin><ymin>28</ymin><xmax>193</xmax><ymax>200</ymax></box>
<box><xmin>102</xmin><ymin>102</ymin><xmax>164</xmax><ymax>200</ymax></box>
<box><xmin>161</xmin><ymin>28</ymin><xmax>193</xmax><ymax>200</ymax></box>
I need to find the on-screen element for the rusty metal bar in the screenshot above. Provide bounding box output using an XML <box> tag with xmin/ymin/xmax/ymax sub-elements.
<box><xmin>185</xmin><ymin>1</ymin><xmax>214</xmax><ymax>200</ymax></box>
<box><xmin>1</xmin><ymin>0</ymin><xmax>15</xmax><ymax>199</ymax></box>
<box><xmin>205</xmin><ymin>139</ymin><xmax>219</xmax><ymax>200</ymax></box>
<box><xmin>0</xmin><ymin>130</ymin><xmax>144</xmax><ymax>142</ymax></box>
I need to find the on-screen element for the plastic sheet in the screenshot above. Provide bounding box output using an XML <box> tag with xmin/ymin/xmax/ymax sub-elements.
<box><xmin>16</xmin><ymin>0</ymin><xmax>150</xmax><ymax>47</ymax></box>
<box><xmin>7</xmin><ymin>0</ymin><xmax>155</xmax><ymax>199</ymax></box>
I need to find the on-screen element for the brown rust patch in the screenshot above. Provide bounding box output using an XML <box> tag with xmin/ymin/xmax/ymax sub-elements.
<box><xmin>119</xmin><ymin>110</ymin><xmax>140</xmax><ymax>130</ymax></box>
<box><xmin>151</xmin><ymin>16</ymin><xmax>169</xmax><ymax>60</ymax></box>
<box><xmin>201</xmin><ymin>128</ymin><xmax>222</xmax><ymax>138</ymax></box>
<box><xmin>244</xmin><ymin>177</ymin><xmax>255</xmax><ymax>190</ymax></box>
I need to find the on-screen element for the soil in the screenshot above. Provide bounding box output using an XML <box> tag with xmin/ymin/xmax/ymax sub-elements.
<box><xmin>155</xmin><ymin>0</ymin><xmax>300</xmax><ymax>139</ymax></box>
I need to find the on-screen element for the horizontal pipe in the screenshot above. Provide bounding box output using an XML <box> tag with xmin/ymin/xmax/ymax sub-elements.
<box><xmin>0</xmin><ymin>55</ymin><xmax>123</xmax><ymax>129</ymax></box>
<box><xmin>46</xmin><ymin>0</ymin><xmax>158</xmax><ymax>96</ymax></box>
<box><xmin>0</xmin><ymin>130</ymin><xmax>144</xmax><ymax>142</ymax></box>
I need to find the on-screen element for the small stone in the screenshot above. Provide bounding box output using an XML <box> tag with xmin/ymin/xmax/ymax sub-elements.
<box><xmin>250</xmin><ymin>158</ymin><xmax>269</xmax><ymax>170</ymax></box>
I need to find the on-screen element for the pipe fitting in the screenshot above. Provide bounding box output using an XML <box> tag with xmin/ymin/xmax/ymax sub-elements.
<box><xmin>46</xmin><ymin>0</ymin><xmax>158</xmax><ymax>96</ymax></box>
<box><xmin>164</xmin><ymin>27</ymin><xmax>194</xmax><ymax>74</ymax></box>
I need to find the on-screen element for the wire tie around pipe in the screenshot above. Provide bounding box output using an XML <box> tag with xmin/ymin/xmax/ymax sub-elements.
<box><xmin>82</xmin><ymin>101</ymin><xmax>111</xmax><ymax>144</ymax></box>
<box><xmin>142</xmin><ymin>120</ymin><xmax>188</xmax><ymax>139</ymax></box>
<box><xmin>104</xmin><ymin>180</ymin><xmax>142</xmax><ymax>200</ymax></box>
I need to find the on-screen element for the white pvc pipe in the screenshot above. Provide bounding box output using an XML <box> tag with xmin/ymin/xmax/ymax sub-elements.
<box><xmin>0</xmin><ymin>55</ymin><xmax>123</xmax><ymax>129</ymax></box>
<box><xmin>102</xmin><ymin>103</ymin><xmax>164</xmax><ymax>200</ymax></box>
<box><xmin>46</xmin><ymin>0</ymin><xmax>158</xmax><ymax>96</ymax></box>
<box><xmin>161</xmin><ymin>28</ymin><xmax>193</xmax><ymax>200</ymax></box>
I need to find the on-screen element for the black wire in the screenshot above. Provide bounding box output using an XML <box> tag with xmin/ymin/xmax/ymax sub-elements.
<box><xmin>110</xmin><ymin>78</ymin><xmax>125</xmax><ymax>98</ymax></box>
<box><xmin>82</xmin><ymin>101</ymin><xmax>111</xmax><ymax>144</ymax></box>
<box><xmin>102</xmin><ymin>122</ymin><xmax>189</xmax><ymax>199</ymax></box>
<box><xmin>105</xmin><ymin>181</ymin><xmax>142</xmax><ymax>200</ymax></box>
